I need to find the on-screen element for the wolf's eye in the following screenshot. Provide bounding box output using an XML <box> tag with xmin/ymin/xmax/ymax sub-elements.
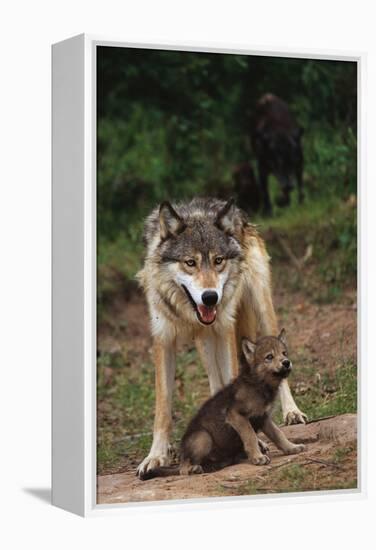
<box><xmin>215</xmin><ymin>256</ymin><xmax>224</xmax><ymax>265</ymax></box>
<box><xmin>185</xmin><ymin>259</ymin><xmax>196</xmax><ymax>267</ymax></box>
<box><xmin>266</xmin><ymin>354</ymin><xmax>274</xmax><ymax>361</ymax></box>
<box><xmin>282</xmin><ymin>350</ymin><xmax>288</xmax><ymax>357</ymax></box>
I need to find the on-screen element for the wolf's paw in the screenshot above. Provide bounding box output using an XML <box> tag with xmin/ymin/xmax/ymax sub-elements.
<box><xmin>284</xmin><ymin>409</ymin><xmax>308</xmax><ymax>425</ymax></box>
<box><xmin>136</xmin><ymin>453</ymin><xmax>170</xmax><ymax>478</ymax></box>
<box><xmin>258</xmin><ymin>438</ymin><xmax>269</xmax><ymax>455</ymax></box>
<box><xmin>285</xmin><ymin>443</ymin><xmax>306</xmax><ymax>455</ymax></box>
<box><xmin>250</xmin><ymin>454</ymin><xmax>271</xmax><ymax>466</ymax></box>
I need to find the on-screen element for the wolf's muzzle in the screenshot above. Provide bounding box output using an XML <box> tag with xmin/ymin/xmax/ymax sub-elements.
<box><xmin>202</xmin><ymin>290</ymin><xmax>218</xmax><ymax>307</ymax></box>
<box><xmin>181</xmin><ymin>284</ymin><xmax>217</xmax><ymax>325</ymax></box>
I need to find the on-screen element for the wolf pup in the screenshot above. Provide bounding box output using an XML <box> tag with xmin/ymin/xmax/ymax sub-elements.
<box><xmin>136</xmin><ymin>198</ymin><xmax>306</xmax><ymax>478</ymax></box>
<box><xmin>140</xmin><ymin>331</ymin><xmax>305</xmax><ymax>480</ymax></box>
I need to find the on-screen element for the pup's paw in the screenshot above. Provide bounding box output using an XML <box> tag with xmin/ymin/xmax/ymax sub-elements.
<box><xmin>285</xmin><ymin>443</ymin><xmax>306</xmax><ymax>455</ymax></box>
<box><xmin>284</xmin><ymin>408</ymin><xmax>308</xmax><ymax>425</ymax></box>
<box><xmin>250</xmin><ymin>454</ymin><xmax>271</xmax><ymax>466</ymax></box>
<box><xmin>179</xmin><ymin>463</ymin><xmax>204</xmax><ymax>476</ymax></box>
<box><xmin>189</xmin><ymin>465</ymin><xmax>204</xmax><ymax>475</ymax></box>
<box><xmin>258</xmin><ymin>438</ymin><xmax>270</xmax><ymax>455</ymax></box>
<box><xmin>136</xmin><ymin>453</ymin><xmax>170</xmax><ymax>479</ymax></box>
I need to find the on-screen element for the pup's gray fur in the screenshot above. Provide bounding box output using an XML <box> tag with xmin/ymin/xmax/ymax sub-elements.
<box><xmin>140</xmin><ymin>331</ymin><xmax>305</xmax><ymax>480</ymax></box>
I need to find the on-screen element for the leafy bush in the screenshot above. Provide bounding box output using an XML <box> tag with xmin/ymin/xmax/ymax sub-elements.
<box><xmin>303</xmin><ymin>126</ymin><xmax>357</xmax><ymax>199</ymax></box>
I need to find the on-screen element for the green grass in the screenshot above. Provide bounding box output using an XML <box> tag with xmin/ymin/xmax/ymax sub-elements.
<box><xmin>97</xmin><ymin>348</ymin><xmax>211</xmax><ymax>473</ymax></box>
<box><xmin>97</xmin><ymin>347</ymin><xmax>357</xmax><ymax>475</ymax></box>
<box><xmin>219</xmin><ymin>453</ymin><xmax>357</xmax><ymax>496</ymax></box>
<box><xmin>271</xmin><ymin>360</ymin><xmax>357</xmax><ymax>426</ymax></box>
<box><xmin>294</xmin><ymin>361</ymin><xmax>357</xmax><ymax>420</ymax></box>
<box><xmin>257</xmin><ymin>194</ymin><xmax>357</xmax><ymax>304</ymax></box>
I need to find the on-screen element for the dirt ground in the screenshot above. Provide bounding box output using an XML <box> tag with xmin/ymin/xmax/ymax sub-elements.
<box><xmin>99</xmin><ymin>284</ymin><xmax>357</xmax><ymax>375</ymax></box>
<box><xmin>97</xmin><ymin>414</ymin><xmax>357</xmax><ymax>504</ymax></box>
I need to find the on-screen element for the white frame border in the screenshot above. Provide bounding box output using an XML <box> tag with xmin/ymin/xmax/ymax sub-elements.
<box><xmin>52</xmin><ymin>33</ymin><xmax>366</xmax><ymax>517</ymax></box>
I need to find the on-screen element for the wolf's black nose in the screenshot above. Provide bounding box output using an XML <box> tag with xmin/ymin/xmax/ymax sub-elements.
<box><xmin>202</xmin><ymin>290</ymin><xmax>218</xmax><ymax>307</ymax></box>
<box><xmin>282</xmin><ymin>359</ymin><xmax>291</xmax><ymax>370</ymax></box>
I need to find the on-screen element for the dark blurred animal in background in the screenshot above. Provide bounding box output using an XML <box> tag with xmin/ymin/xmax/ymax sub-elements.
<box><xmin>251</xmin><ymin>93</ymin><xmax>304</xmax><ymax>214</ymax></box>
<box><xmin>205</xmin><ymin>163</ymin><xmax>261</xmax><ymax>216</ymax></box>
<box><xmin>232</xmin><ymin>162</ymin><xmax>261</xmax><ymax>215</ymax></box>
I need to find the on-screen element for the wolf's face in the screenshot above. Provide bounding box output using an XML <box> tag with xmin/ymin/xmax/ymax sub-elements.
<box><xmin>157</xmin><ymin>200</ymin><xmax>243</xmax><ymax>326</ymax></box>
<box><xmin>242</xmin><ymin>330</ymin><xmax>292</xmax><ymax>383</ymax></box>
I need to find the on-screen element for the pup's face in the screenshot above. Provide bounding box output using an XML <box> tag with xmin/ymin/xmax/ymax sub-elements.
<box><xmin>242</xmin><ymin>330</ymin><xmax>292</xmax><ymax>383</ymax></box>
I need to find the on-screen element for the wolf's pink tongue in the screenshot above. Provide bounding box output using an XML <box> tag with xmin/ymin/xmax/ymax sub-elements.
<box><xmin>198</xmin><ymin>305</ymin><xmax>216</xmax><ymax>323</ymax></box>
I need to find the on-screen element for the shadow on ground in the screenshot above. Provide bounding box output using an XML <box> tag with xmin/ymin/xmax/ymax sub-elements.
<box><xmin>23</xmin><ymin>488</ymin><xmax>51</xmax><ymax>504</ymax></box>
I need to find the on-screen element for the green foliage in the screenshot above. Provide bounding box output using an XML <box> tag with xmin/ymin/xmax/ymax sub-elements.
<box><xmin>97</xmin><ymin>224</ymin><xmax>144</xmax><ymax>320</ymax></box>
<box><xmin>304</xmin><ymin>125</ymin><xmax>357</xmax><ymax>198</ymax></box>
<box><xmin>96</xmin><ymin>49</ymin><xmax>357</xmax><ymax>318</ymax></box>
<box><xmin>97</xmin><ymin>47</ymin><xmax>357</xmax><ymax>242</ymax></box>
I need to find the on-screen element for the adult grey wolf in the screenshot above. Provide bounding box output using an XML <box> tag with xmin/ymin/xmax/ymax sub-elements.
<box><xmin>136</xmin><ymin>197</ymin><xmax>306</xmax><ymax>478</ymax></box>
<box><xmin>140</xmin><ymin>331</ymin><xmax>305</xmax><ymax>480</ymax></box>
<box><xmin>251</xmin><ymin>93</ymin><xmax>304</xmax><ymax>214</ymax></box>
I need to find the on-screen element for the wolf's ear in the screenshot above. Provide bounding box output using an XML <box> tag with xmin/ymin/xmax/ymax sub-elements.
<box><xmin>215</xmin><ymin>198</ymin><xmax>242</xmax><ymax>236</ymax></box>
<box><xmin>278</xmin><ymin>328</ymin><xmax>287</xmax><ymax>346</ymax></box>
<box><xmin>241</xmin><ymin>338</ymin><xmax>257</xmax><ymax>363</ymax></box>
<box><xmin>159</xmin><ymin>202</ymin><xmax>186</xmax><ymax>240</ymax></box>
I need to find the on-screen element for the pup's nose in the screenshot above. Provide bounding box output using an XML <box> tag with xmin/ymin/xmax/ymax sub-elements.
<box><xmin>282</xmin><ymin>359</ymin><xmax>291</xmax><ymax>371</ymax></box>
<box><xmin>202</xmin><ymin>290</ymin><xmax>218</xmax><ymax>307</ymax></box>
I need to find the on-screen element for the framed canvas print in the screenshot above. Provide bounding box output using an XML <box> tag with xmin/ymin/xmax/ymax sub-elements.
<box><xmin>52</xmin><ymin>34</ymin><xmax>364</xmax><ymax>517</ymax></box>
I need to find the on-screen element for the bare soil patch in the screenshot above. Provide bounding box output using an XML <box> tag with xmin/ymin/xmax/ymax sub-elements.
<box><xmin>97</xmin><ymin>413</ymin><xmax>357</xmax><ymax>504</ymax></box>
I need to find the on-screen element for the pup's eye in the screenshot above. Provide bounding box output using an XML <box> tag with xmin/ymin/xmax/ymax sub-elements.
<box><xmin>215</xmin><ymin>256</ymin><xmax>224</xmax><ymax>265</ymax></box>
<box><xmin>185</xmin><ymin>259</ymin><xmax>196</xmax><ymax>267</ymax></box>
<box><xmin>266</xmin><ymin>354</ymin><xmax>274</xmax><ymax>361</ymax></box>
<box><xmin>282</xmin><ymin>350</ymin><xmax>288</xmax><ymax>357</ymax></box>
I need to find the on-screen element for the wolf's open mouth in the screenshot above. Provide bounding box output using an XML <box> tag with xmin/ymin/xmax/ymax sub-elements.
<box><xmin>181</xmin><ymin>285</ymin><xmax>217</xmax><ymax>325</ymax></box>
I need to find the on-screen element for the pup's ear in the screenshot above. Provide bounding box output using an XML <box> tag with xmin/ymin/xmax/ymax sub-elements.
<box><xmin>159</xmin><ymin>202</ymin><xmax>186</xmax><ymax>240</ymax></box>
<box><xmin>278</xmin><ymin>328</ymin><xmax>287</xmax><ymax>346</ymax></box>
<box><xmin>241</xmin><ymin>338</ymin><xmax>257</xmax><ymax>363</ymax></box>
<box><xmin>215</xmin><ymin>198</ymin><xmax>241</xmax><ymax>236</ymax></box>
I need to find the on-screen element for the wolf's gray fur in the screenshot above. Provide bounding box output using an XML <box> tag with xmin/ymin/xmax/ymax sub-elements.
<box><xmin>136</xmin><ymin>197</ymin><xmax>307</xmax><ymax>479</ymax></box>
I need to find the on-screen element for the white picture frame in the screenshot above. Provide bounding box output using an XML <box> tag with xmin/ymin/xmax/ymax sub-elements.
<box><xmin>52</xmin><ymin>33</ymin><xmax>366</xmax><ymax>517</ymax></box>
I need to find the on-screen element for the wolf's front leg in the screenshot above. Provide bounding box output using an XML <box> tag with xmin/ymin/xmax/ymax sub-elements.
<box><xmin>279</xmin><ymin>379</ymin><xmax>308</xmax><ymax>425</ymax></box>
<box><xmin>196</xmin><ymin>328</ymin><xmax>238</xmax><ymax>395</ymax></box>
<box><xmin>137</xmin><ymin>338</ymin><xmax>176</xmax><ymax>478</ymax></box>
<box><xmin>242</xmin><ymin>242</ymin><xmax>307</xmax><ymax>425</ymax></box>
